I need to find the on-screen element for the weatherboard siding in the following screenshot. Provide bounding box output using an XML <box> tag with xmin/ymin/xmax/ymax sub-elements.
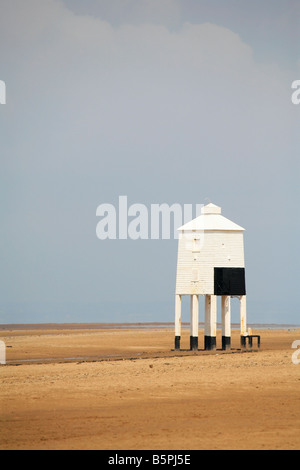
<box><xmin>175</xmin><ymin>230</ymin><xmax>245</xmax><ymax>295</ymax></box>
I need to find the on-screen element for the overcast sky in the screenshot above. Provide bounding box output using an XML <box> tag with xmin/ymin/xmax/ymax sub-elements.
<box><xmin>0</xmin><ymin>0</ymin><xmax>299</xmax><ymax>325</ymax></box>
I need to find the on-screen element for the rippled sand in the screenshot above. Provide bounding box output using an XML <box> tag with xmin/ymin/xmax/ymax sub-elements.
<box><xmin>0</xmin><ymin>326</ymin><xmax>299</xmax><ymax>450</ymax></box>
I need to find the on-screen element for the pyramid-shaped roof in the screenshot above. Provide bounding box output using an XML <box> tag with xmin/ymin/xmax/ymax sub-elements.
<box><xmin>178</xmin><ymin>203</ymin><xmax>245</xmax><ymax>232</ymax></box>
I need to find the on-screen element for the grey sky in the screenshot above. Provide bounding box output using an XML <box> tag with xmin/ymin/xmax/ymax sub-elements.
<box><xmin>0</xmin><ymin>0</ymin><xmax>299</xmax><ymax>324</ymax></box>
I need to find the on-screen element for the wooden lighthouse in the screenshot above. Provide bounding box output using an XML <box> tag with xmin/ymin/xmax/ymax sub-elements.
<box><xmin>174</xmin><ymin>203</ymin><xmax>247</xmax><ymax>351</ymax></box>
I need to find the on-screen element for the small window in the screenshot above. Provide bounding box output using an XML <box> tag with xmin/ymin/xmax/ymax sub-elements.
<box><xmin>192</xmin><ymin>238</ymin><xmax>201</xmax><ymax>252</ymax></box>
<box><xmin>192</xmin><ymin>269</ymin><xmax>199</xmax><ymax>281</ymax></box>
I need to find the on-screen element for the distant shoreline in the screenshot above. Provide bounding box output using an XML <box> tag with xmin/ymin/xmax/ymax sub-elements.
<box><xmin>0</xmin><ymin>322</ymin><xmax>299</xmax><ymax>331</ymax></box>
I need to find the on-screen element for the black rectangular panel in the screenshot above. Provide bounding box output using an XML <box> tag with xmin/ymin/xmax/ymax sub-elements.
<box><xmin>214</xmin><ymin>267</ymin><xmax>246</xmax><ymax>295</ymax></box>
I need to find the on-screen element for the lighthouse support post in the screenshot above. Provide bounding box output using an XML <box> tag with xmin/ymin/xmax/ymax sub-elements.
<box><xmin>174</xmin><ymin>294</ymin><xmax>181</xmax><ymax>350</ymax></box>
<box><xmin>221</xmin><ymin>295</ymin><xmax>231</xmax><ymax>350</ymax></box>
<box><xmin>205</xmin><ymin>295</ymin><xmax>217</xmax><ymax>350</ymax></box>
<box><xmin>240</xmin><ymin>295</ymin><xmax>247</xmax><ymax>348</ymax></box>
<box><xmin>190</xmin><ymin>294</ymin><xmax>199</xmax><ymax>351</ymax></box>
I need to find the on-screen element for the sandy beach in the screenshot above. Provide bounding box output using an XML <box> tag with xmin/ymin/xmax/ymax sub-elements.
<box><xmin>0</xmin><ymin>325</ymin><xmax>299</xmax><ymax>450</ymax></box>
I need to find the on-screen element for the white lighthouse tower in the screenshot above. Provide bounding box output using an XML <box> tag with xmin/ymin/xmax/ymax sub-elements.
<box><xmin>174</xmin><ymin>203</ymin><xmax>247</xmax><ymax>351</ymax></box>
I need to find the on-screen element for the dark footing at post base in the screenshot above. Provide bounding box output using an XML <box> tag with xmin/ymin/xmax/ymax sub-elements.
<box><xmin>190</xmin><ymin>336</ymin><xmax>198</xmax><ymax>351</ymax></box>
<box><xmin>175</xmin><ymin>336</ymin><xmax>181</xmax><ymax>350</ymax></box>
<box><xmin>222</xmin><ymin>336</ymin><xmax>231</xmax><ymax>350</ymax></box>
<box><xmin>204</xmin><ymin>336</ymin><xmax>216</xmax><ymax>350</ymax></box>
<box><xmin>241</xmin><ymin>336</ymin><xmax>246</xmax><ymax>348</ymax></box>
